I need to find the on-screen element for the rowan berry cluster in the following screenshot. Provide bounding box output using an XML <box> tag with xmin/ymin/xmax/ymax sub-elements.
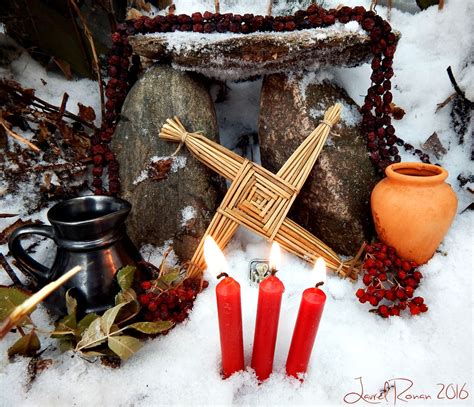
<box><xmin>356</xmin><ymin>242</ymin><xmax>428</xmax><ymax>318</ymax></box>
<box><xmin>137</xmin><ymin>278</ymin><xmax>209</xmax><ymax>325</ymax></box>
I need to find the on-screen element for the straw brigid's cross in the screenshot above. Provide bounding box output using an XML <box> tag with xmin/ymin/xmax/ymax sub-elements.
<box><xmin>160</xmin><ymin>103</ymin><xmax>358</xmax><ymax>280</ymax></box>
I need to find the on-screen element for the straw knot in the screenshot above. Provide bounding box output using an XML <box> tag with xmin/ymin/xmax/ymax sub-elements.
<box><xmin>180</xmin><ymin>131</ymin><xmax>190</xmax><ymax>144</ymax></box>
<box><xmin>171</xmin><ymin>131</ymin><xmax>191</xmax><ymax>157</ymax></box>
<box><xmin>321</xmin><ymin>120</ymin><xmax>333</xmax><ymax>129</ymax></box>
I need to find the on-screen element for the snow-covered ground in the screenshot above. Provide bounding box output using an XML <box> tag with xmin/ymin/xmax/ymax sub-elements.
<box><xmin>0</xmin><ymin>1</ymin><xmax>473</xmax><ymax>406</ymax></box>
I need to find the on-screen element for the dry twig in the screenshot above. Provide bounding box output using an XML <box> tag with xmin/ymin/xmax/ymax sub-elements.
<box><xmin>436</xmin><ymin>93</ymin><xmax>456</xmax><ymax>113</ymax></box>
<box><xmin>0</xmin><ymin>253</ymin><xmax>22</xmax><ymax>286</ymax></box>
<box><xmin>0</xmin><ymin>118</ymin><xmax>40</xmax><ymax>153</ymax></box>
<box><xmin>67</xmin><ymin>0</ymin><xmax>105</xmax><ymax>121</ymax></box>
<box><xmin>267</xmin><ymin>0</ymin><xmax>273</xmax><ymax>16</ymax></box>
<box><xmin>57</xmin><ymin>93</ymin><xmax>69</xmax><ymax>122</ymax></box>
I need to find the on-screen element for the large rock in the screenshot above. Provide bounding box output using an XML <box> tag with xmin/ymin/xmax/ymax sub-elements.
<box><xmin>112</xmin><ymin>65</ymin><xmax>226</xmax><ymax>262</ymax></box>
<box><xmin>259</xmin><ymin>73</ymin><xmax>380</xmax><ymax>255</ymax></box>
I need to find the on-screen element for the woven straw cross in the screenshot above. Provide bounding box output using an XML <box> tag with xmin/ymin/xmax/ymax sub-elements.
<box><xmin>160</xmin><ymin>103</ymin><xmax>358</xmax><ymax>280</ymax></box>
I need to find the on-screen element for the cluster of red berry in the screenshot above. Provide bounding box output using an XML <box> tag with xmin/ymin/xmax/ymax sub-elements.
<box><xmin>356</xmin><ymin>242</ymin><xmax>428</xmax><ymax>318</ymax></box>
<box><xmin>97</xmin><ymin>4</ymin><xmax>431</xmax><ymax>194</ymax></box>
<box><xmin>137</xmin><ymin>278</ymin><xmax>209</xmax><ymax>325</ymax></box>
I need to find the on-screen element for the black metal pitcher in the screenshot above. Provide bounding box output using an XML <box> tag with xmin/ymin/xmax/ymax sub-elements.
<box><xmin>8</xmin><ymin>196</ymin><xmax>143</xmax><ymax>316</ymax></box>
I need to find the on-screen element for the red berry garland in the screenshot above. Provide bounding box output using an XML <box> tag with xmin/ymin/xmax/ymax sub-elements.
<box><xmin>97</xmin><ymin>4</ymin><xmax>432</xmax><ymax>194</ymax></box>
<box><xmin>356</xmin><ymin>242</ymin><xmax>428</xmax><ymax>318</ymax></box>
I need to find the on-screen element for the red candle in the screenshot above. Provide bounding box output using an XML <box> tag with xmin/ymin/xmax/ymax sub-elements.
<box><xmin>286</xmin><ymin>258</ymin><xmax>327</xmax><ymax>379</ymax></box>
<box><xmin>251</xmin><ymin>242</ymin><xmax>285</xmax><ymax>381</ymax></box>
<box><xmin>216</xmin><ymin>275</ymin><xmax>245</xmax><ymax>378</ymax></box>
<box><xmin>204</xmin><ymin>236</ymin><xmax>244</xmax><ymax>379</ymax></box>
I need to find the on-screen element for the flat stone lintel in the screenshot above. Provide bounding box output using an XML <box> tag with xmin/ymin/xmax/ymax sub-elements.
<box><xmin>129</xmin><ymin>28</ymin><xmax>398</xmax><ymax>80</ymax></box>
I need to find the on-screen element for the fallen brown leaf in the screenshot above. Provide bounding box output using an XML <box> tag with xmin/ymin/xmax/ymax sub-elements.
<box><xmin>149</xmin><ymin>158</ymin><xmax>172</xmax><ymax>182</ymax></box>
<box><xmin>77</xmin><ymin>103</ymin><xmax>96</xmax><ymax>123</ymax></box>
<box><xmin>389</xmin><ymin>102</ymin><xmax>406</xmax><ymax>120</ymax></box>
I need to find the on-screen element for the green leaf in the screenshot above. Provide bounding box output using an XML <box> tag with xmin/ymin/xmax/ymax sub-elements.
<box><xmin>100</xmin><ymin>302</ymin><xmax>129</xmax><ymax>335</ymax></box>
<box><xmin>80</xmin><ymin>348</ymin><xmax>115</xmax><ymax>358</ymax></box>
<box><xmin>0</xmin><ymin>286</ymin><xmax>31</xmax><ymax>321</ymax></box>
<box><xmin>77</xmin><ymin>313</ymin><xmax>99</xmax><ymax>334</ymax></box>
<box><xmin>65</xmin><ymin>289</ymin><xmax>77</xmax><ymax>317</ymax></box>
<box><xmin>58</xmin><ymin>313</ymin><xmax>77</xmax><ymax>330</ymax></box>
<box><xmin>76</xmin><ymin>317</ymin><xmax>107</xmax><ymax>351</ymax></box>
<box><xmin>115</xmin><ymin>288</ymin><xmax>137</xmax><ymax>305</ymax></box>
<box><xmin>108</xmin><ymin>335</ymin><xmax>143</xmax><ymax>360</ymax></box>
<box><xmin>161</xmin><ymin>269</ymin><xmax>181</xmax><ymax>287</ymax></box>
<box><xmin>8</xmin><ymin>330</ymin><xmax>40</xmax><ymax>357</ymax></box>
<box><xmin>126</xmin><ymin>321</ymin><xmax>174</xmax><ymax>334</ymax></box>
<box><xmin>116</xmin><ymin>266</ymin><xmax>136</xmax><ymax>291</ymax></box>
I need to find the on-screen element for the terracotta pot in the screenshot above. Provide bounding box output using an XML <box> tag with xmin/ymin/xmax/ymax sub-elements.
<box><xmin>371</xmin><ymin>162</ymin><xmax>457</xmax><ymax>264</ymax></box>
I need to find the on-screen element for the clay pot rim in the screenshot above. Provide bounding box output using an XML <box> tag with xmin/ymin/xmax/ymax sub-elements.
<box><xmin>386</xmin><ymin>162</ymin><xmax>448</xmax><ymax>184</ymax></box>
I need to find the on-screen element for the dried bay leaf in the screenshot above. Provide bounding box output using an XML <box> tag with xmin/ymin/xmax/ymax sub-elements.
<box><xmin>100</xmin><ymin>301</ymin><xmax>129</xmax><ymax>335</ymax></box>
<box><xmin>126</xmin><ymin>321</ymin><xmax>174</xmax><ymax>335</ymax></box>
<box><xmin>116</xmin><ymin>265</ymin><xmax>136</xmax><ymax>291</ymax></box>
<box><xmin>65</xmin><ymin>289</ymin><xmax>77</xmax><ymax>316</ymax></box>
<box><xmin>0</xmin><ymin>286</ymin><xmax>31</xmax><ymax>321</ymax></box>
<box><xmin>115</xmin><ymin>288</ymin><xmax>137</xmax><ymax>305</ymax></box>
<box><xmin>77</xmin><ymin>313</ymin><xmax>98</xmax><ymax>334</ymax></box>
<box><xmin>115</xmin><ymin>297</ymin><xmax>140</xmax><ymax>325</ymax></box>
<box><xmin>76</xmin><ymin>317</ymin><xmax>107</xmax><ymax>351</ymax></box>
<box><xmin>8</xmin><ymin>330</ymin><xmax>40</xmax><ymax>357</ymax></box>
<box><xmin>108</xmin><ymin>335</ymin><xmax>143</xmax><ymax>360</ymax></box>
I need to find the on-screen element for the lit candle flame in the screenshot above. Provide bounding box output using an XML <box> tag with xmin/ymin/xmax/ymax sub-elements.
<box><xmin>314</xmin><ymin>257</ymin><xmax>327</xmax><ymax>286</ymax></box>
<box><xmin>269</xmin><ymin>241</ymin><xmax>281</xmax><ymax>272</ymax></box>
<box><xmin>203</xmin><ymin>236</ymin><xmax>228</xmax><ymax>277</ymax></box>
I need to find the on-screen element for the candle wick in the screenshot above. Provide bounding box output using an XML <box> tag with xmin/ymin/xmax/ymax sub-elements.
<box><xmin>217</xmin><ymin>272</ymin><xmax>229</xmax><ymax>279</ymax></box>
<box><xmin>315</xmin><ymin>281</ymin><xmax>325</xmax><ymax>288</ymax></box>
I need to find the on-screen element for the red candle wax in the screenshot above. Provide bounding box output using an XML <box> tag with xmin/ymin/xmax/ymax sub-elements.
<box><xmin>286</xmin><ymin>287</ymin><xmax>326</xmax><ymax>379</ymax></box>
<box><xmin>251</xmin><ymin>274</ymin><xmax>285</xmax><ymax>381</ymax></box>
<box><xmin>216</xmin><ymin>276</ymin><xmax>245</xmax><ymax>378</ymax></box>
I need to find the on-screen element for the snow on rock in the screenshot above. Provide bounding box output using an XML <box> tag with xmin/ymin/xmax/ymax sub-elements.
<box><xmin>180</xmin><ymin>205</ymin><xmax>197</xmax><ymax>227</ymax></box>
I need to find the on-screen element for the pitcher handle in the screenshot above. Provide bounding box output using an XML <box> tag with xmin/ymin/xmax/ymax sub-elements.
<box><xmin>8</xmin><ymin>225</ymin><xmax>56</xmax><ymax>285</ymax></box>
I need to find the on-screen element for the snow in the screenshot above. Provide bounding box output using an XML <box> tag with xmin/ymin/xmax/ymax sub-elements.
<box><xmin>7</xmin><ymin>52</ymin><xmax>102</xmax><ymax>127</ymax></box>
<box><xmin>0</xmin><ymin>215</ymin><xmax>472</xmax><ymax>405</ymax></box>
<box><xmin>212</xmin><ymin>79</ymin><xmax>261</xmax><ymax>162</ymax></box>
<box><xmin>0</xmin><ymin>0</ymin><xmax>473</xmax><ymax>405</ymax></box>
<box><xmin>180</xmin><ymin>205</ymin><xmax>198</xmax><ymax>227</ymax></box>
